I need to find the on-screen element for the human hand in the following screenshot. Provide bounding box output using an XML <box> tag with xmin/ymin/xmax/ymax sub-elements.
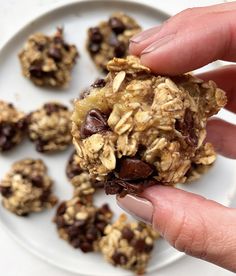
<box><xmin>117</xmin><ymin>2</ymin><xmax>236</xmax><ymax>272</ymax></box>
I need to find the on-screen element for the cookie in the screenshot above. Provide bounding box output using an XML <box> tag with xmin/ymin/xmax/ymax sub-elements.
<box><xmin>86</xmin><ymin>13</ymin><xmax>141</xmax><ymax>72</ymax></box>
<box><xmin>54</xmin><ymin>199</ymin><xmax>113</xmax><ymax>252</ymax></box>
<box><xmin>19</xmin><ymin>28</ymin><xmax>78</xmax><ymax>87</ymax></box>
<box><xmin>0</xmin><ymin>101</ymin><xmax>26</xmax><ymax>152</ymax></box>
<box><xmin>99</xmin><ymin>214</ymin><xmax>159</xmax><ymax>274</ymax></box>
<box><xmin>72</xmin><ymin>56</ymin><xmax>227</xmax><ymax>196</ymax></box>
<box><xmin>27</xmin><ymin>102</ymin><xmax>72</xmax><ymax>153</ymax></box>
<box><xmin>0</xmin><ymin>158</ymin><xmax>57</xmax><ymax>216</ymax></box>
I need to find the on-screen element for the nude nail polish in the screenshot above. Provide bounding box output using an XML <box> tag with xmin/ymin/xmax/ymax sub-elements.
<box><xmin>141</xmin><ymin>34</ymin><xmax>174</xmax><ymax>54</ymax></box>
<box><xmin>117</xmin><ymin>194</ymin><xmax>154</xmax><ymax>224</ymax></box>
<box><xmin>130</xmin><ymin>26</ymin><xmax>162</xmax><ymax>43</ymax></box>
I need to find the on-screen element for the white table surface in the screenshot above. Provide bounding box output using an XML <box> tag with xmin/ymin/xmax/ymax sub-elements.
<box><xmin>0</xmin><ymin>0</ymin><xmax>234</xmax><ymax>276</ymax></box>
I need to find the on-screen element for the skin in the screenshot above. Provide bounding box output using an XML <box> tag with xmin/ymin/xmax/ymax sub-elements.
<box><xmin>128</xmin><ymin>2</ymin><xmax>236</xmax><ymax>272</ymax></box>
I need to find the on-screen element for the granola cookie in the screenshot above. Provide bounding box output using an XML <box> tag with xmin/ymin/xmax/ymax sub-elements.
<box><xmin>19</xmin><ymin>28</ymin><xmax>78</xmax><ymax>87</ymax></box>
<box><xmin>0</xmin><ymin>101</ymin><xmax>26</xmax><ymax>152</ymax></box>
<box><xmin>0</xmin><ymin>159</ymin><xmax>57</xmax><ymax>216</ymax></box>
<box><xmin>27</xmin><ymin>102</ymin><xmax>72</xmax><ymax>153</ymax></box>
<box><xmin>54</xmin><ymin>199</ymin><xmax>113</xmax><ymax>252</ymax></box>
<box><xmin>186</xmin><ymin>142</ymin><xmax>216</xmax><ymax>182</ymax></box>
<box><xmin>87</xmin><ymin>12</ymin><xmax>141</xmax><ymax>72</ymax></box>
<box><xmin>72</xmin><ymin>56</ymin><xmax>227</xmax><ymax>196</ymax></box>
<box><xmin>66</xmin><ymin>151</ymin><xmax>104</xmax><ymax>191</ymax></box>
<box><xmin>99</xmin><ymin>214</ymin><xmax>159</xmax><ymax>275</ymax></box>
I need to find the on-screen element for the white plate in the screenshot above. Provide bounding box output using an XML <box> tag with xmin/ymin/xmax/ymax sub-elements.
<box><xmin>0</xmin><ymin>0</ymin><xmax>235</xmax><ymax>275</ymax></box>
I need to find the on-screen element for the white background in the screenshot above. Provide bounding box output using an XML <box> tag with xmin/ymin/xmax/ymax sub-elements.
<box><xmin>0</xmin><ymin>0</ymin><xmax>234</xmax><ymax>276</ymax></box>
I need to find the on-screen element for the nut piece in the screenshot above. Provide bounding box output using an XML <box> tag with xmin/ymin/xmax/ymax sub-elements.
<box><xmin>54</xmin><ymin>199</ymin><xmax>113</xmax><ymax>252</ymax></box>
<box><xmin>27</xmin><ymin>102</ymin><xmax>72</xmax><ymax>153</ymax></box>
<box><xmin>72</xmin><ymin>55</ymin><xmax>227</xmax><ymax>195</ymax></box>
<box><xmin>19</xmin><ymin>28</ymin><xmax>78</xmax><ymax>88</ymax></box>
<box><xmin>0</xmin><ymin>101</ymin><xmax>26</xmax><ymax>152</ymax></box>
<box><xmin>0</xmin><ymin>158</ymin><xmax>57</xmax><ymax>216</ymax></box>
<box><xmin>86</xmin><ymin>12</ymin><xmax>141</xmax><ymax>72</ymax></box>
<box><xmin>99</xmin><ymin>214</ymin><xmax>159</xmax><ymax>274</ymax></box>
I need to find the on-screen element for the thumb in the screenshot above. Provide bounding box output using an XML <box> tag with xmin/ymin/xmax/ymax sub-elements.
<box><xmin>117</xmin><ymin>186</ymin><xmax>236</xmax><ymax>272</ymax></box>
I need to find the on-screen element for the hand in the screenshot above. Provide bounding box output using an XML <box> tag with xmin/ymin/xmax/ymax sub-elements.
<box><xmin>117</xmin><ymin>2</ymin><xmax>236</xmax><ymax>272</ymax></box>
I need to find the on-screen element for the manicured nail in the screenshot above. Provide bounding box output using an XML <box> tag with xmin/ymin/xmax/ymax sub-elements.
<box><xmin>116</xmin><ymin>194</ymin><xmax>154</xmax><ymax>224</ymax></box>
<box><xmin>130</xmin><ymin>26</ymin><xmax>162</xmax><ymax>44</ymax></box>
<box><xmin>141</xmin><ymin>34</ymin><xmax>174</xmax><ymax>54</ymax></box>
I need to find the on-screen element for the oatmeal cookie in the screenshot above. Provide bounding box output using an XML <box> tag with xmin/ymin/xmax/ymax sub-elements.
<box><xmin>86</xmin><ymin>12</ymin><xmax>141</xmax><ymax>72</ymax></box>
<box><xmin>99</xmin><ymin>214</ymin><xmax>159</xmax><ymax>275</ymax></box>
<box><xmin>72</xmin><ymin>56</ymin><xmax>227</xmax><ymax>196</ymax></box>
<box><xmin>54</xmin><ymin>199</ymin><xmax>113</xmax><ymax>252</ymax></box>
<box><xmin>0</xmin><ymin>158</ymin><xmax>57</xmax><ymax>216</ymax></box>
<box><xmin>0</xmin><ymin>101</ymin><xmax>26</xmax><ymax>152</ymax></box>
<box><xmin>19</xmin><ymin>28</ymin><xmax>78</xmax><ymax>87</ymax></box>
<box><xmin>27</xmin><ymin>102</ymin><xmax>72</xmax><ymax>153</ymax></box>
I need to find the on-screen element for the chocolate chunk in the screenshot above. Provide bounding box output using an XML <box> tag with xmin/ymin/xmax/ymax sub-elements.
<box><xmin>66</xmin><ymin>152</ymin><xmax>83</xmax><ymax>179</ymax></box>
<box><xmin>80</xmin><ymin>109</ymin><xmax>108</xmax><ymax>138</ymax></box>
<box><xmin>48</xmin><ymin>47</ymin><xmax>62</xmax><ymax>62</ymax></box>
<box><xmin>44</xmin><ymin>103</ymin><xmax>68</xmax><ymax>115</ymax></box>
<box><xmin>114</xmin><ymin>41</ymin><xmax>126</xmax><ymax>57</ymax></box>
<box><xmin>88</xmin><ymin>42</ymin><xmax>101</xmax><ymax>54</ymax></box>
<box><xmin>80</xmin><ymin>241</ymin><xmax>93</xmax><ymax>253</ymax></box>
<box><xmin>112</xmin><ymin>252</ymin><xmax>128</xmax><ymax>265</ymax></box>
<box><xmin>131</xmin><ymin>239</ymin><xmax>147</xmax><ymax>253</ymax></box>
<box><xmin>91</xmin><ymin>78</ymin><xmax>106</xmax><ymax>88</ymax></box>
<box><xmin>175</xmin><ymin>109</ymin><xmax>198</xmax><ymax>146</ymax></box>
<box><xmin>95</xmin><ymin>222</ymin><xmax>106</xmax><ymax>232</ymax></box>
<box><xmin>29</xmin><ymin>64</ymin><xmax>44</xmax><ymax>78</ymax></box>
<box><xmin>118</xmin><ymin>158</ymin><xmax>153</xmax><ymax>180</ymax></box>
<box><xmin>36</xmin><ymin>43</ymin><xmax>45</xmax><ymax>52</ymax></box>
<box><xmin>108</xmin><ymin>33</ymin><xmax>119</xmax><ymax>47</ymax></box>
<box><xmin>56</xmin><ymin>202</ymin><xmax>67</xmax><ymax>216</ymax></box>
<box><xmin>1</xmin><ymin>123</ymin><xmax>16</xmax><ymax>137</ymax></box>
<box><xmin>0</xmin><ymin>186</ymin><xmax>12</xmax><ymax>198</ymax></box>
<box><xmin>39</xmin><ymin>190</ymin><xmax>50</xmax><ymax>202</ymax></box>
<box><xmin>35</xmin><ymin>139</ymin><xmax>47</xmax><ymax>153</ymax></box>
<box><xmin>122</xmin><ymin>227</ymin><xmax>134</xmax><ymax>241</ymax></box>
<box><xmin>89</xmin><ymin>27</ymin><xmax>103</xmax><ymax>43</ymax></box>
<box><xmin>55</xmin><ymin>216</ymin><xmax>67</xmax><ymax>228</ymax></box>
<box><xmin>31</xmin><ymin>176</ymin><xmax>43</xmax><ymax>187</ymax></box>
<box><xmin>71</xmin><ymin>238</ymin><xmax>81</xmax><ymax>248</ymax></box>
<box><xmin>109</xmin><ymin>17</ymin><xmax>125</xmax><ymax>34</ymax></box>
<box><xmin>85</xmin><ymin>227</ymin><xmax>99</xmax><ymax>241</ymax></box>
<box><xmin>67</xmin><ymin>225</ymin><xmax>80</xmax><ymax>238</ymax></box>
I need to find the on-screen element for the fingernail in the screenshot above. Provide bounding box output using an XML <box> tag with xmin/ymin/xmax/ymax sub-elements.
<box><xmin>130</xmin><ymin>26</ymin><xmax>162</xmax><ymax>44</ymax></box>
<box><xmin>117</xmin><ymin>194</ymin><xmax>154</xmax><ymax>224</ymax></box>
<box><xmin>141</xmin><ymin>34</ymin><xmax>174</xmax><ymax>54</ymax></box>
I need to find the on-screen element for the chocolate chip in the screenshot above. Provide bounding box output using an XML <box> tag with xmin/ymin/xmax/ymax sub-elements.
<box><xmin>36</xmin><ymin>43</ymin><xmax>45</xmax><ymax>52</ymax></box>
<box><xmin>112</xmin><ymin>252</ymin><xmax>128</xmax><ymax>265</ymax></box>
<box><xmin>89</xmin><ymin>27</ymin><xmax>103</xmax><ymax>43</ymax></box>
<box><xmin>95</xmin><ymin>222</ymin><xmax>106</xmax><ymax>232</ymax></box>
<box><xmin>66</xmin><ymin>152</ymin><xmax>83</xmax><ymax>179</ymax></box>
<box><xmin>175</xmin><ymin>109</ymin><xmax>198</xmax><ymax>146</ymax></box>
<box><xmin>85</xmin><ymin>227</ymin><xmax>98</xmax><ymax>241</ymax></box>
<box><xmin>71</xmin><ymin>238</ymin><xmax>81</xmax><ymax>248</ymax></box>
<box><xmin>80</xmin><ymin>109</ymin><xmax>108</xmax><ymax>139</ymax></box>
<box><xmin>114</xmin><ymin>41</ymin><xmax>126</xmax><ymax>57</ymax></box>
<box><xmin>80</xmin><ymin>241</ymin><xmax>93</xmax><ymax>252</ymax></box>
<box><xmin>92</xmin><ymin>181</ymin><xmax>104</xmax><ymax>189</ymax></box>
<box><xmin>109</xmin><ymin>17</ymin><xmax>125</xmax><ymax>34</ymax></box>
<box><xmin>0</xmin><ymin>186</ymin><xmax>12</xmax><ymax>198</ymax></box>
<box><xmin>31</xmin><ymin>175</ymin><xmax>43</xmax><ymax>187</ymax></box>
<box><xmin>35</xmin><ymin>139</ymin><xmax>47</xmax><ymax>153</ymax></box>
<box><xmin>29</xmin><ymin>64</ymin><xmax>44</xmax><ymax>78</ymax></box>
<box><xmin>131</xmin><ymin>239</ymin><xmax>147</xmax><ymax>253</ymax></box>
<box><xmin>56</xmin><ymin>202</ymin><xmax>67</xmax><ymax>216</ymax></box>
<box><xmin>48</xmin><ymin>47</ymin><xmax>62</xmax><ymax>62</ymax></box>
<box><xmin>121</xmin><ymin>227</ymin><xmax>134</xmax><ymax>241</ymax></box>
<box><xmin>88</xmin><ymin>42</ymin><xmax>101</xmax><ymax>54</ymax></box>
<box><xmin>0</xmin><ymin>134</ymin><xmax>13</xmax><ymax>151</ymax></box>
<box><xmin>91</xmin><ymin>78</ymin><xmax>106</xmax><ymax>88</ymax></box>
<box><xmin>39</xmin><ymin>190</ymin><xmax>50</xmax><ymax>202</ymax></box>
<box><xmin>118</xmin><ymin>158</ymin><xmax>153</xmax><ymax>181</ymax></box>
<box><xmin>44</xmin><ymin>103</ymin><xmax>68</xmax><ymax>115</ymax></box>
<box><xmin>108</xmin><ymin>33</ymin><xmax>119</xmax><ymax>47</ymax></box>
<box><xmin>67</xmin><ymin>225</ymin><xmax>80</xmax><ymax>238</ymax></box>
<box><xmin>55</xmin><ymin>216</ymin><xmax>67</xmax><ymax>228</ymax></box>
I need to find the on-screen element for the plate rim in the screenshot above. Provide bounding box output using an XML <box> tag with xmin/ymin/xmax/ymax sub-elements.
<box><xmin>0</xmin><ymin>1</ymin><xmax>181</xmax><ymax>275</ymax></box>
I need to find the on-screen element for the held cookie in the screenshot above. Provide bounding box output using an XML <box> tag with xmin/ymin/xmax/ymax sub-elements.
<box><xmin>27</xmin><ymin>102</ymin><xmax>72</xmax><ymax>153</ymax></box>
<box><xmin>0</xmin><ymin>158</ymin><xmax>57</xmax><ymax>216</ymax></box>
<box><xmin>19</xmin><ymin>28</ymin><xmax>78</xmax><ymax>88</ymax></box>
<box><xmin>54</xmin><ymin>200</ymin><xmax>113</xmax><ymax>252</ymax></box>
<box><xmin>99</xmin><ymin>214</ymin><xmax>159</xmax><ymax>274</ymax></box>
<box><xmin>72</xmin><ymin>56</ymin><xmax>227</xmax><ymax>196</ymax></box>
<box><xmin>86</xmin><ymin>12</ymin><xmax>141</xmax><ymax>72</ymax></box>
<box><xmin>0</xmin><ymin>101</ymin><xmax>26</xmax><ymax>152</ymax></box>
